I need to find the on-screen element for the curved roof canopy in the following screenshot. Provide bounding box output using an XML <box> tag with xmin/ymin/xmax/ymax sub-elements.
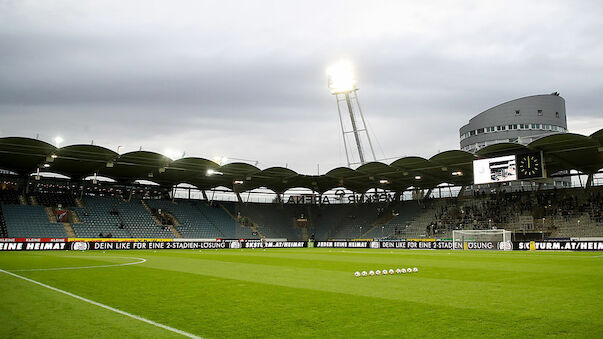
<box><xmin>0</xmin><ymin>129</ymin><xmax>601</xmax><ymax>192</ymax></box>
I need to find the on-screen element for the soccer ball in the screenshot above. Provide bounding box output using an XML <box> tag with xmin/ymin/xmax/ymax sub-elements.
<box><xmin>375</xmin><ymin>270</ymin><xmax>381</xmax><ymax>276</ymax></box>
<box><xmin>382</xmin><ymin>269</ymin><xmax>388</xmax><ymax>275</ymax></box>
<box><xmin>389</xmin><ymin>269</ymin><xmax>394</xmax><ymax>275</ymax></box>
<box><xmin>362</xmin><ymin>271</ymin><xmax>368</xmax><ymax>277</ymax></box>
<box><xmin>413</xmin><ymin>267</ymin><xmax>418</xmax><ymax>273</ymax></box>
<box><xmin>354</xmin><ymin>271</ymin><xmax>361</xmax><ymax>277</ymax></box>
<box><xmin>407</xmin><ymin>267</ymin><xmax>412</xmax><ymax>273</ymax></box>
<box><xmin>369</xmin><ymin>270</ymin><xmax>375</xmax><ymax>276</ymax></box>
<box><xmin>395</xmin><ymin>268</ymin><xmax>401</xmax><ymax>274</ymax></box>
<box><xmin>401</xmin><ymin>268</ymin><xmax>406</xmax><ymax>274</ymax></box>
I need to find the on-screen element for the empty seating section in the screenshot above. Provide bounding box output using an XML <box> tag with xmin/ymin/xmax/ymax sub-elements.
<box><xmin>35</xmin><ymin>192</ymin><xmax>76</xmax><ymax>207</ymax></box>
<box><xmin>119</xmin><ymin>199</ymin><xmax>173</xmax><ymax>238</ymax></box>
<box><xmin>364</xmin><ymin>203</ymin><xmax>422</xmax><ymax>239</ymax></box>
<box><xmin>73</xmin><ymin>196</ymin><xmax>172</xmax><ymax>238</ymax></box>
<box><xmin>0</xmin><ymin>205</ymin><xmax>8</xmax><ymax>237</ymax></box>
<box><xmin>0</xmin><ymin>190</ymin><xmax>19</xmax><ymax>204</ymax></box>
<box><xmin>235</xmin><ymin>204</ymin><xmax>301</xmax><ymax>239</ymax></box>
<box><xmin>235</xmin><ymin>224</ymin><xmax>259</xmax><ymax>239</ymax></box>
<box><xmin>73</xmin><ymin>196</ymin><xmax>130</xmax><ymax>238</ymax></box>
<box><xmin>146</xmin><ymin>199</ymin><xmax>233</xmax><ymax>238</ymax></box>
<box><xmin>2</xmin><ymin>204</ymin><xmax>67</xmax><ymax>237</ymax></box>
<box><xmin>196</xmin><ymin>203</ymin><xmax>237</xmax><ymax>238</ymax></box>
<box><xmin>316</xmin><ymin>204</ymin><xmax>381</xmax><ymax>239</ymax></box>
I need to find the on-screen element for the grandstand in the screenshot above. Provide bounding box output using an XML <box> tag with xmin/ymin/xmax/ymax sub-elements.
<box><xmin>0</xmin><ymin>132</ymin><xmax>601</xmax><ymax>240</ymax></box>
<box><xmin>1</xmin><ymin>180</ymin><xmax>601</xmax><ymax>241</ymax></box>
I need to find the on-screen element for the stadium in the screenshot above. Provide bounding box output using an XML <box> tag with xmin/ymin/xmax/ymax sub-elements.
<box><xmin>2</xmin><ymin>2</ymin><xmax>603</xmax><ymax>339</ymax></box>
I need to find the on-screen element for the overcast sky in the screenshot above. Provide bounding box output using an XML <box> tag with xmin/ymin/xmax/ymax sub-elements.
<box><xmin>1</xmin><ymin>0</ymin><xmax>602</xmax><ymax>174</ymax></box>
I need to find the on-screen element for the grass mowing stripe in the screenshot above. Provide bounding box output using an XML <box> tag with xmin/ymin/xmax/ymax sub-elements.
<box><xmin>10</xmin><ymin>256</ymin><xmax>147</xmax><ymax>271</ymax></box>
<box><xmin>0</xmin><ymin>268</ymin><xmax>202</xmax><ymax>339</ymax></box>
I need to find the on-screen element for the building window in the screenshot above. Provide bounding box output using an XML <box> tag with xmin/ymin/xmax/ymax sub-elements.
<box><xmin>477</xmin><ymin>128</ymin><xmax>484</xmax><ymax>134</ymax></box>
<box><xmin>515</xmin><ymin>110</ymin><xmax>520</xmax><ymax>116</ymax></box>
<box><xmin>538</xmin><ymin>109</ymin><xmax>543</xmax><ymax>116</ymax></box>
<box><xmin>556</xmin><ymin>111</ymin><xmax>560</xmax><ymax>118</ymax></box>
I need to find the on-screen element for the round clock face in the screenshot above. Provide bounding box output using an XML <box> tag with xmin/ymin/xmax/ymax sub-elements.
<box><xmin>518</xmin><ymin>155</ymin><xmax>540</xmax><ymax>176</ymax></box>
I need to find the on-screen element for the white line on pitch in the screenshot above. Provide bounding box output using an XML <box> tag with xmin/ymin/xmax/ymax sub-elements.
<box><xmin>11</xmin><ymin>256</ymin><xmax>147</xmax><ymax>272</ymax></box>
<box><xmin>0</xmin><ymin>269</ymin><xmax>202</xmax><ymax>339</ymax></box>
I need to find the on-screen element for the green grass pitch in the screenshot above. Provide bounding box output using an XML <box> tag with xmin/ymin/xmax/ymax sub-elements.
<box><xmin>1</xmin><ymin>249</ymin><xmax>602</xmax><ymax>338</ymax></box>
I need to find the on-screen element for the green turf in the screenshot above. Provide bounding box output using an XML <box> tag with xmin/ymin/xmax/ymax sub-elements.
<box><xmin>1</xmin><ymin>249</ymin><xmax>602</xmax><ymax>338</ymax></box>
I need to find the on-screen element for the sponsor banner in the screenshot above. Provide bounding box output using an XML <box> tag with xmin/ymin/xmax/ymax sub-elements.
<box><xmin>0</xmin><ymin>238</ymin><xmax>67</xmax><ymax>242</ymax></box>
<box><xmin>515</xmin><ymin>241</ymin><xmax>603</xmax><ymax>251</ymax></box>
<box><xmin>83</xmin><ymin>241</ymin><xmax>231</xmax><ymax>250</ymax></box>
<box><xmin>1</xmin><ymin>240</ymin><xmax>601</xmax><ymax>251</ymax></box>
<box><xmin>243</xmin><ymin>241</ymin><xmax>306</xmax><ymax>248</ymax></box>
<box><xmin>0</xmin><ymin>242</ymin><xmax>69</xmax><ymax>251</ymax></box>
<box><xmin>315</xmin><ymin>241</ymin><xmax>371</xmax><ymax>248</ymax></box>
<box><xmin>67</xmin><ymin>238</ymin><xmax>174</xmax><ymax>242</ymax></box>
<box><xmin>315</xmin><ymin>240</ymin><xmax>513</xmax><ymax>250</ymax></box>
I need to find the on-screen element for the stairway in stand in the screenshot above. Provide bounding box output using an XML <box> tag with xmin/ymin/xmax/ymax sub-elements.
<box><xmin>168</xmin><ymin>225</ymin><xmax>182</xmax><ymax>238</ymax></box>
<box><xmin>141</xmin><ymin>200</ymin><xmax>162</xmax><ymax>225</ymax></box>
<box><xmin>301</xmin><ymin>227</ymin><xmax>308</xmax><ymax>241</ymax></box>
<box><xmin>45</xmin><ymin>207</ymin><xmax>57</xmax><ymax>223</ymax></box>
<box><xmin>62</xmin><ymin>223</ymin><xmax>76</xmax><ymax>237</ymax></box>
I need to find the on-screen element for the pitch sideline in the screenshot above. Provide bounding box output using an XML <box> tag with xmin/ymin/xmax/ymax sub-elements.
<box><xmin>11</xmin><ymin>256</ymin><xmax>147</xmax><ymax>272</ymax></box>
<box><xmin>0</xmin><ymin>268</ymin><xmax>202</xmax><ymax>339</ymax></box>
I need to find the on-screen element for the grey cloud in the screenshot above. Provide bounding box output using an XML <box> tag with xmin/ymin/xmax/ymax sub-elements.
<box><xmin>1</xmin><ymin>0</ymin><xmax>602</xmax><ymax>174</ymax></box>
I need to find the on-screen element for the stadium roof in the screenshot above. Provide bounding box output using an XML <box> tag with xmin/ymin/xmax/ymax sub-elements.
<box><xmin>1</xmin><ymin>129</ymin><xmax>602</xmax><ymax>193</ymax></box>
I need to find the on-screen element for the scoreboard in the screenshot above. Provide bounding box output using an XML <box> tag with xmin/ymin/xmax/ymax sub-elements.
<box><xmin>473</xmin><ymin>152</ymin><xmax>544</xmax><ymax>184</ymax></box>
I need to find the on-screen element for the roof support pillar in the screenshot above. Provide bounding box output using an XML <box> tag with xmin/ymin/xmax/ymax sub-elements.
<box><xmin>457</xmin><ymin>185</ymin><xmax>466</xmax><ymax>199</ymax></box>
<box><xmin>585</xmin><ymin>173</ymin><xmax>594</xmax><ymax>190</ymax></box>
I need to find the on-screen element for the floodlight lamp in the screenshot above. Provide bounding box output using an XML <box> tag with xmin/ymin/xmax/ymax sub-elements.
<box><xmin>207</xmin><ymin>169</ymin><xmax>223</xmax><ymax>176</ymax></box>
<box><xmin>54</xmin><ymin>136</ymin><xmax>64</xmax><ymax>146</ymax></box>
<box><xmin>50</xmin><ymin>154</ymin><xmax>58</xmax><ymax>159</ymax></box>
<box><xmin>379</xmin><ymin>179</ymin><xmax>389</xmax><ymax>184</ymax></box>
<box><xmin>414</xmin><ymin>175</ymin><xmax>422</xmax><ymax>180</ymax></box>
<box><xmin>452</xmin><ymin>171</ymin><xmax>463</xmax><ymax>176</ymax></box>
<box><xmin>327</xmin><ymin>60</ymin><xmax>357</xmax><ymax>94</ymax></box>
<box><xmin>234</xmin><ymin>180</ymin><xmax>244</xmax><ymax>185</ymax></box>
<box><xmin>43</xmin><ymin>163</ymin><xmax>50</xmax><ymax>168</ymax></box>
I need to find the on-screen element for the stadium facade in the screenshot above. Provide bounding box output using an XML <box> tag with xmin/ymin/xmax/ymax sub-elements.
<box><xmin>459</xmin><ymin>93</ymin><xmax>570</xmax><ymax>188</ymax></box>
<box><xmin>459</xmin><ymin>93</ymin><xmax>567</xmax><ymax>153</ymax></box>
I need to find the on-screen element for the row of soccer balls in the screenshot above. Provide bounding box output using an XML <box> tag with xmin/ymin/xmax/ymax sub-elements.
<box><xmin>354</xmin><ymin>268</ymin><xmax>418</xmax><ymax>277</ymax></box>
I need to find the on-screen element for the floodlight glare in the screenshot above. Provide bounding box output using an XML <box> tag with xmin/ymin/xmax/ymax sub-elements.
<box><xmin>327</xmin><ymin>60</ymin><xmax>356</xmax><ymax>94</ymax></box>
<box><xmin>212</xmin><ymin>155</ymin><xmax>229</xmax><ymax>166</ymax></box>
<box><xmin>54</xmin><ymin>136</ymin><xmax>64</xmax><ymax>146</ymax></box>
<box><xmin>206</xmin><ymin>169</ymin><xmax>223</xmax><ymax>176</ymax></box>
<box><xmin>163</xmin><ymin>149</ymin><xmax>183</xmax><ymax>160</ymax></box>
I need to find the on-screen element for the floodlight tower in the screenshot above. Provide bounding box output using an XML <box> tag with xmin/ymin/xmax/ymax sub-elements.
<box><xmin>327</xmin><ymin>61</ymin><xmax>376</xmax><ymax>167</ymax></box>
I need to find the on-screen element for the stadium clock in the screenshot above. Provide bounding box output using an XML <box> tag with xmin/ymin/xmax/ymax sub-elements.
<box><xmin>516</xmin><ymin>152</ymin><xmax>544</xmax><ymax>180</ymax></box>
